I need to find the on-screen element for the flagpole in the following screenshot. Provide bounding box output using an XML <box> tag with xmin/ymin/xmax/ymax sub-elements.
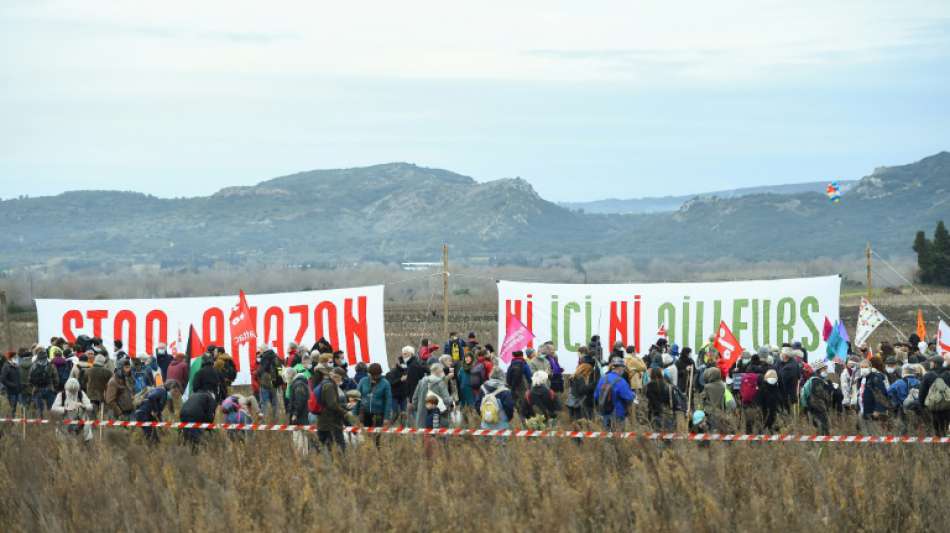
<box><xmin>883</xmin><ymin>319</ymin><xmax>907</xmax><ymax>341</ymax></box>
<box><xmin>866</xmin><ymin>242</ymin><xmax>872</xmax><ymax>300</ymax></box>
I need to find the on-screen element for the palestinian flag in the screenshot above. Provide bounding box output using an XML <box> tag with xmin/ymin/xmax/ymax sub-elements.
<box><xmin>183</xmin><ymin>325</ymin><xmax>206</xmax><ymax>399</ymax></box>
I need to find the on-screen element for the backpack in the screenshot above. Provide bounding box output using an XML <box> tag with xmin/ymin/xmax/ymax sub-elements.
<box><xmin>132</xmin><ymin>369</ymin><xmax>149</xmax><ymax>394</ymax></box>
<box><xmin>221</xmin><ymin>395</ymin><xmax>240</xmax><ymax>414</ymax></box>
<box><xmin>525</xmin><ymin>386</ymin><xmax>556</xmax><ymax>417</ymax></box>
<box><xmin>507</xmin><ymin>360</ymin><xmax>527</xmax><ymax>392</ymax></box>
<box><xmin>799</xmin><ymin>376</ymin><xmax>817</xmax><ymax>410</ymax></box>
<box><xmin>723</xmin><ymin>388</ymin><xmax>736</xmax><ymax>410</ymax></box>
<box><xmin>903</xmin><ymin>381</ymin><xmax>921</xmax><ymax>412</ymax></box>
<box><xmin>924</xmin><ymin>377</ymin><xmax>950</xmax><ymax>412</ymax></box>
<box><xmin>739</xmin><ymin>373</ymin><xmax>760</xmax><ymax>406</ymax></box>
<box><xmin>308</xmin><ymin>383</ymin><xmax>324</xmax><ymax>415</ymax></box>
<box><xmin>480</xmin><ymin>389</ymin><xmax>503</xmax><ymax>424</ymax></box>
<box><xmin>30</xmin><ymin>362</ymin><xmax>52</xmax><ymax>388</ymax></box>
<box><xmin>597</xmin><ymin>375</ymin><xmax>616</xmax><ymax>416</ymax></box>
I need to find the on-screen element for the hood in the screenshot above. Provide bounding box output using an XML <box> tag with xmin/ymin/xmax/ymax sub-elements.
<box><xmin>423</xmin><ymin>374</ymin><xmax>444</xmax><ymax>385</ymax></box>
<box><xmin>483</xmin><ymin>378</ymin><xmax>506</xmax><ymax>392</ymax></box>
<box><xmin>703</xmin><ymin>366</ymin><xmax>722</xmax><ymax>383</ymax></box>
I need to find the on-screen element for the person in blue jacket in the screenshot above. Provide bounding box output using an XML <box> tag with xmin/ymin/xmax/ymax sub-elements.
<box><xmin>593</xmin><ymin>358</ymin><xmax>635</xmax><ymax>430</ymax></box>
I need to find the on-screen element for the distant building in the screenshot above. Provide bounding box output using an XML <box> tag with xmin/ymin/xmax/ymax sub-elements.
<box><xmin>400</xmin><ymin>262</ymin><xmax>441</xmax><ymax>272</ymax></box>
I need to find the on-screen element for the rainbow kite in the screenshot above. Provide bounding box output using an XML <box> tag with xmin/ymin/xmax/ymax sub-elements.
<box><xmin>826</xmin><ymin>181</ymin><xmax>841</xmax><ymax>203</ymax></box>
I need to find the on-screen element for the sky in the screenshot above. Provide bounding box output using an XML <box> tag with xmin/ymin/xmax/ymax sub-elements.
<box><xmin>1</xmin><ymin>0</ymin><xmax>949</xmax><ymax>202</ymax></box>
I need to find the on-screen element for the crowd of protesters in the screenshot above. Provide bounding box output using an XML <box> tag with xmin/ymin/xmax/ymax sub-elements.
<box><xmin>2</xmin><ymin>328</ymin><xmax>949</xmax><ymax>452</ymax></box>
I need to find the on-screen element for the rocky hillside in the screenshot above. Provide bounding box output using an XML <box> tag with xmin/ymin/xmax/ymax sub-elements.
<box><xmin>0</xmin><ymin>154</ymin><xmax>947</xmax><ymax>269</ymax></box>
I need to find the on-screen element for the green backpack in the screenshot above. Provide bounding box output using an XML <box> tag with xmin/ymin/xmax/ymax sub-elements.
<box><xmin>799</xmin><ymin>377</ymin><xmax>817</xmax><ymax>410</ymax></box>
<box><xmin>924</xmin><ymin>377</ymin><xmax>950</xmax><ymax>412</ymax></box>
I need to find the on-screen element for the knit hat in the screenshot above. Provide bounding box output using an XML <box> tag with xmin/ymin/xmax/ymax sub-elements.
<box><xmin>692</xmin><ymin>410</ymin><xmax>706</xmax><ymax>426</ymax></box>
<box><xmin>609</xmin><ymin>357</ymin><xmax>625</xmax><ymax>368</ymax></box>
<box><xmin>94</xmin><ymin>354</ymin><xmax>107</xmax><ymax>366</ymax></box>
<box><xmin>368</xmin><ymin>363</ymin><xmax>383</xmax><ymax>377</ymax></box>
<box><xmin>757</xmin><ymin>346</ymin><xmax>770</xmax><ymax>357</ymax></box>
<box><xmin>332</xmin><ymin>367</ymin><xmax>347</xmax><ymax>379</ymax></box>
<box><xmin>764</xmin><ymin>369</ymin><xmax>778</xmax><ymax>380</ymax></box>
<box><xmin>345</xmin><ymin>389</ymin><xmax>361</xmax><ymax>400</ymax></box>
<box><xmin>670</xmin><ymin>344</ymin><xmax>680</xmax><ymax>356</ymax></box>
<box><xmin>901</xmin><ymin>364</ymin><xmax>915</xmax><ymax>378</ymax></box>
<box><xmin>918</xmin><ymin>341</ymin><xmax>928</xmax><ymax>354</ymax></box>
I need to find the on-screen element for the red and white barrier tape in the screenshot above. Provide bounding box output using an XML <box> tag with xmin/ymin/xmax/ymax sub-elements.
<box><xmin>1</xmin><ymin>418</ymin><xmax>948</xmax><ymax>443</ymax></box>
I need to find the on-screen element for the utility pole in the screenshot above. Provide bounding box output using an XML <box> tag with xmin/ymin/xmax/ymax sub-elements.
<box><xmin>866</xmin><ymin>242</ymin><xmax>872</xmax><ymax>300</ymax></box>
<box><xmin>0</xmin><ymin>290</ymin><xmax>11</xmax><ymax>352</ymax></box>
<box><xmin>442</xmin><ymin>244</ymin><xmax>449</xmax><ymax>340</ymax></box>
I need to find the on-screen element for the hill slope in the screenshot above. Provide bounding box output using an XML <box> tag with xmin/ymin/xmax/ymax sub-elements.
<box><xmin>0</xmin><ymin>154</ymin><xmax>947</xmax><ymax>269</ymax></box>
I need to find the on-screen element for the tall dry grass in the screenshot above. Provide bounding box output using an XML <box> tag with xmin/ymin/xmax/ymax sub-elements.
<box><xmin>0</xmin><ymin>410</ymin><xmax>947</xmax><ymax>533</ymax></box>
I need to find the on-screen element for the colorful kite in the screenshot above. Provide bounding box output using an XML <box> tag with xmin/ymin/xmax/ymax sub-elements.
<box><xmin>826</xmin><ymin>181</ymin><xmax>841</xmax><ymax>203</ymax></box>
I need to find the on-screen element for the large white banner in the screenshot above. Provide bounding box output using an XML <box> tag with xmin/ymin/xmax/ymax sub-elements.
<box><xmin>36</xmin><ymin>286</ymin><xmax>387</xmax><ymax>386</ymax></box>
<box><xmin>498</xmin><ymin>276</ymin><xmax>840</xmax><ymax>371</ymax></box>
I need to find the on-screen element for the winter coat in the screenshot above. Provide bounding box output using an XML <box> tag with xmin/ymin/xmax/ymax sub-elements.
<box><xmin>625</xmin><ymin>356</ymin><xmax>646</xmax><ymax>392</ymax></box>
<box><xmin>317</xmin><ymin>378</ymin><xmax>347</xmax><ymax>432</ymax></box>
<box><xmin>17</xmin><ymin>358</ymin><xmax>34</xmax><ymax>398</ymax></box>
<box><xmin>412</xmin><ymin>375</ymin><xmax>452</xmax><ymax>428</ymax></box>
<box><xmin>1</xmin><ymin>360</ymin><xmax>20</xmax><ymax>393</ymax></box>
<box><xmin>385</xmin><ymin>363</ymin><xmax>409</xmax><ymax>401</ymax></box>
<box><xmin>644</xmin><ymin>378</ymin><xmax>673</xmax><ymax>422</ymax></box>
<box><xmin>51</xmin><ymin>386</ymin><xmax>93</xmax><ymax>419</ymax></box>
<box><xmin>105</xmin><ymin>371</ymin><xmax>134</xmax><ymax>415</ymax></box>
<box><xmin>757</xmin><ymin>379</ymin><xmax>783</xmax><ymax>428</ymax></box>
<box><xmin>528</xmin><ymin>356</ymin><xmax>552</xmax><ymax>379</ymax></box>
<box><xmin>776</xmin><ymin>359</ymin><xmax>802</xmax><ymax>406</ymax></box>
<box><xmin>456</xmin><ymin>366</ymin><xmax>475</xmax><ymax>407</ymax></box>
<box><xmin>406</xmin><ymin>356</ymin><xmax>429</xmax><ymax>399</ymax></box>
<box><xmin>525</xmin><ymin>384</ymin><xmax>560</xmax><ymax>419</ymax></box>
<box><xmin>29</xmin><ymin>357</ymin><xmax>59</xmax><ymax>392</ymax></box>
<box><xmin>179</xmin><ymin>391</ymin><xmax>216</xmax><ymax>423</ymax></box>
<box><xmin>861</xmin><ymin>371</ymin><xmax>891</xmax><ymax>418</ymax></box>
<box><xmin>569</xmin><ymin>365</ymin><xmax>597</xmax><ymax>410</ymax></box>
<box><xmin>357</xmin><ymin>376</ymin><xmax>393</xmax><ymax>419</ymax></box>
<box><xmin>675</xmin><ymin>355</ymin><xmax>695</xmax><ymax>393</ymax></box>
<box><xmin>134</xmin><ymin>387</ymin><xmax>168</xmax><ymax>422</ymax></box>
<box><xmin>506</xmin><ymin>357</ymin><xmax>532</xmax><ymax>395</ymax></box>
<box><xmin>191</xmin><ymin>364</ymin><xmax>220</xmax><ymax>395</ymax></box>
<box><xmin>288</xmin><ymin>375</ymin><xmax>311</xmax><ymax>425</ymax></box>
<box><xmin>594</xmin><ymin>371</ymin><xmax>636</xmax><ymax>419</ymax></box>
<box><xmin>700</xmin><ymin>367</ymin><xmax>734</xmax><ymax>416</ymax></box>
<box><xmin>919</xmin><ymin>366</ymin><xmax>950</xmax><ymax>411</ymax></box>
<box><xmin>806</xmin><ymin>377</ymin><xmax>835</xmax><ymax>416</ymax></box>
<box><xmin>887</xmin><ymin>376</ymin><xmax>921</xmax><ymax>409</ymax></box>
<box><xmin>547</xmin><ymin>355</ymin><xmax>564</xmax><ymax>393</ymax></box>
<box><xmin>84</xmin><ymin>364</ymin><xmax>113</xmax><ymax>403</ymax></box>
<box><xmin>166</xmin><ymin>358</ymin><xmax>190</xmax><ymax>389</ymax></box>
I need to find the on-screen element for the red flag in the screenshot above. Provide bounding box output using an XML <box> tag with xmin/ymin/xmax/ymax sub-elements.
<box><xmin>186</xmin><ymin>325</ymin><xmax>205</xmax><ymax>360</ymax></box>
<box><xmin>229</xmin><ymin>290</ymin><xmax>257</xmax><ymax>345</ymax></box>
<box><xmin>822</xmin><ymin>316</ymin><xmax>833</xmax><ymax>342</ymax></box>
<box><xmin>916</xmin><ymin>309</ymin><xmax>927</xmax><ymax>342</ymax></box>
<box><xmin>714</xmin><ymin>321</ymin><xmax>743</xmax><ymax>376</ymax></box>
<box><xmin>657</xmin><ymin>324</ymin><xmax>667</xmax><ymax>339</ymax></box>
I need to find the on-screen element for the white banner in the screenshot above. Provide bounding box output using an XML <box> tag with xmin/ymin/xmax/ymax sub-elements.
<box><xmin>498</xmin><ymin>275</ymin><xmax>840</xmax><ymax>371</ymax></box>
<box><xmin>36</xmin><ymin>286</ymin><xmax>387</xmax><ymax>386</ymax></box>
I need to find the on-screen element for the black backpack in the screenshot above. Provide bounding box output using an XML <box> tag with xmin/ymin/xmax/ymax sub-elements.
<box><xmin>31</xmin><ymin>362</ymin><xmax>52</xmax><ymax>388</ymax></box>
<box><xmin>507</xmin><ymin>360</ymin><xmax>526</xmax><ymax>392</ymax></box>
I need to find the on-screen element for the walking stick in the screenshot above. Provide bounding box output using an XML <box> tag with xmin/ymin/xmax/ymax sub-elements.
<box><xmin>21</xmin><ymin>404</ymin><xmax>26</xmax><ymax>439</ymax></box>
<box><xmin>686</xmin><ymin>366</ymin><xmax>695</xmax><ymax>413</ymax></box>
<box><xmin>99</xmin><ymin>404</ymin><xmax>104</xmax><ymax>441</ymax></box>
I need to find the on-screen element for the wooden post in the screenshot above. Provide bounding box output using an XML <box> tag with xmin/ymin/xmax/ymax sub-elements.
<box><xmin>0</xmin><ymin>290</ymin><xmax>12</xmax><ymax>352</ymax></box>
<box><xmin>866</xmin><ymin>242</ymin><xmax>872</xmax><ymax>300</ymax></box>
<box><xmin>442</xmin><ymin>244</ymin><xmax>449</xmax><ymax>340</ymax></box>
<box><xmin>686</xmin><ymin>366</ymin><xmax>694</xmax><ymax>414</ymax></box>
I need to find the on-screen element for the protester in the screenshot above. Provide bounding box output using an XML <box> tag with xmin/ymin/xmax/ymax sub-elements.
<box><xmin>84</xmin><ymin>355</ymin><xmax>112</xmax><ymax>417</ymax></box>
<box><xmin>179</xmin><ymin>390</ymin><xmax>217</xmax><ymax>449</ymax></box>
<box><xmin>411</xmin><ymin>363</ymin><xmax>452</xmax><ymax>428</ymax></box>
<box><xmin>443</xmin><ymin>332</ymin><xmax>465</xmax><ymax>362</ymax></box>
<box><xmin>30</xmin><ymin>347</ymin><xmax>59</xmax><ymax>417</ymax></box>
<box><xmin>134</xmin><ymin>382</ymin><xmax>177</xmax><ymax>445</ymax></box>
<box><xmin>758</xmin><ymin>369</ymin><xmax>783</xmax><ymax>433</ymax></box>
<box><xmin>317</xmin><ymin>368</ymin><xmax>349</xmax><ymax>452</ymax></box>
<box><xmin>477</xmin><ymin>368</ymin><xmax>515</xmax><ymax>431</ymax></box>
<box><xmin>1</xmin><ymin>351</ymin><xmax>21</xmax><ymax>416</ymax></box>
<box><xmin>191</xmin><ymin>354</ymin><xmax>220</xmax><ymax>397</ymax></box>
<box><xmin>358</xmin><ymin>363</ymin><xmax>392</xmax><ymax>446</ymax></box>
<box><xmin>104</xmin><ymin>358</ymin><xmax>135</xmax><ymax>420</ymax></box>
<box><xmin>385</xmin><ymin>350</ymin><xmax>411</xmax><ymax>421</ymax></box>
<box><xmin>50</xmin><ymin>377</ymin><xmax>94</xmax><ymax>442</ymax></box>
<box><xmin>594</xmin><ymin>358</ymin><xmax>635</xmax><ymax>429</ymax></box>
<box><xmin>566</xmin><ymin>356</ymin><xmax>596</xmax><ymax>420</ymax></box>
<box><xmin>698</xmin><ymin>367</ymin><xmax>736</xmax><ymax>433</ymax></box>
<box><xmin>524</xmin><ymin>370</ymin><xmax>559</xmax><ymax>425</ymax></box>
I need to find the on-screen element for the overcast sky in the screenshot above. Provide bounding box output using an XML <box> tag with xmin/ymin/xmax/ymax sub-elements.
<box><xmin>1</xmin><ymin>1</ymin><xmax>948</xmax><ymax>202</ymax></box>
